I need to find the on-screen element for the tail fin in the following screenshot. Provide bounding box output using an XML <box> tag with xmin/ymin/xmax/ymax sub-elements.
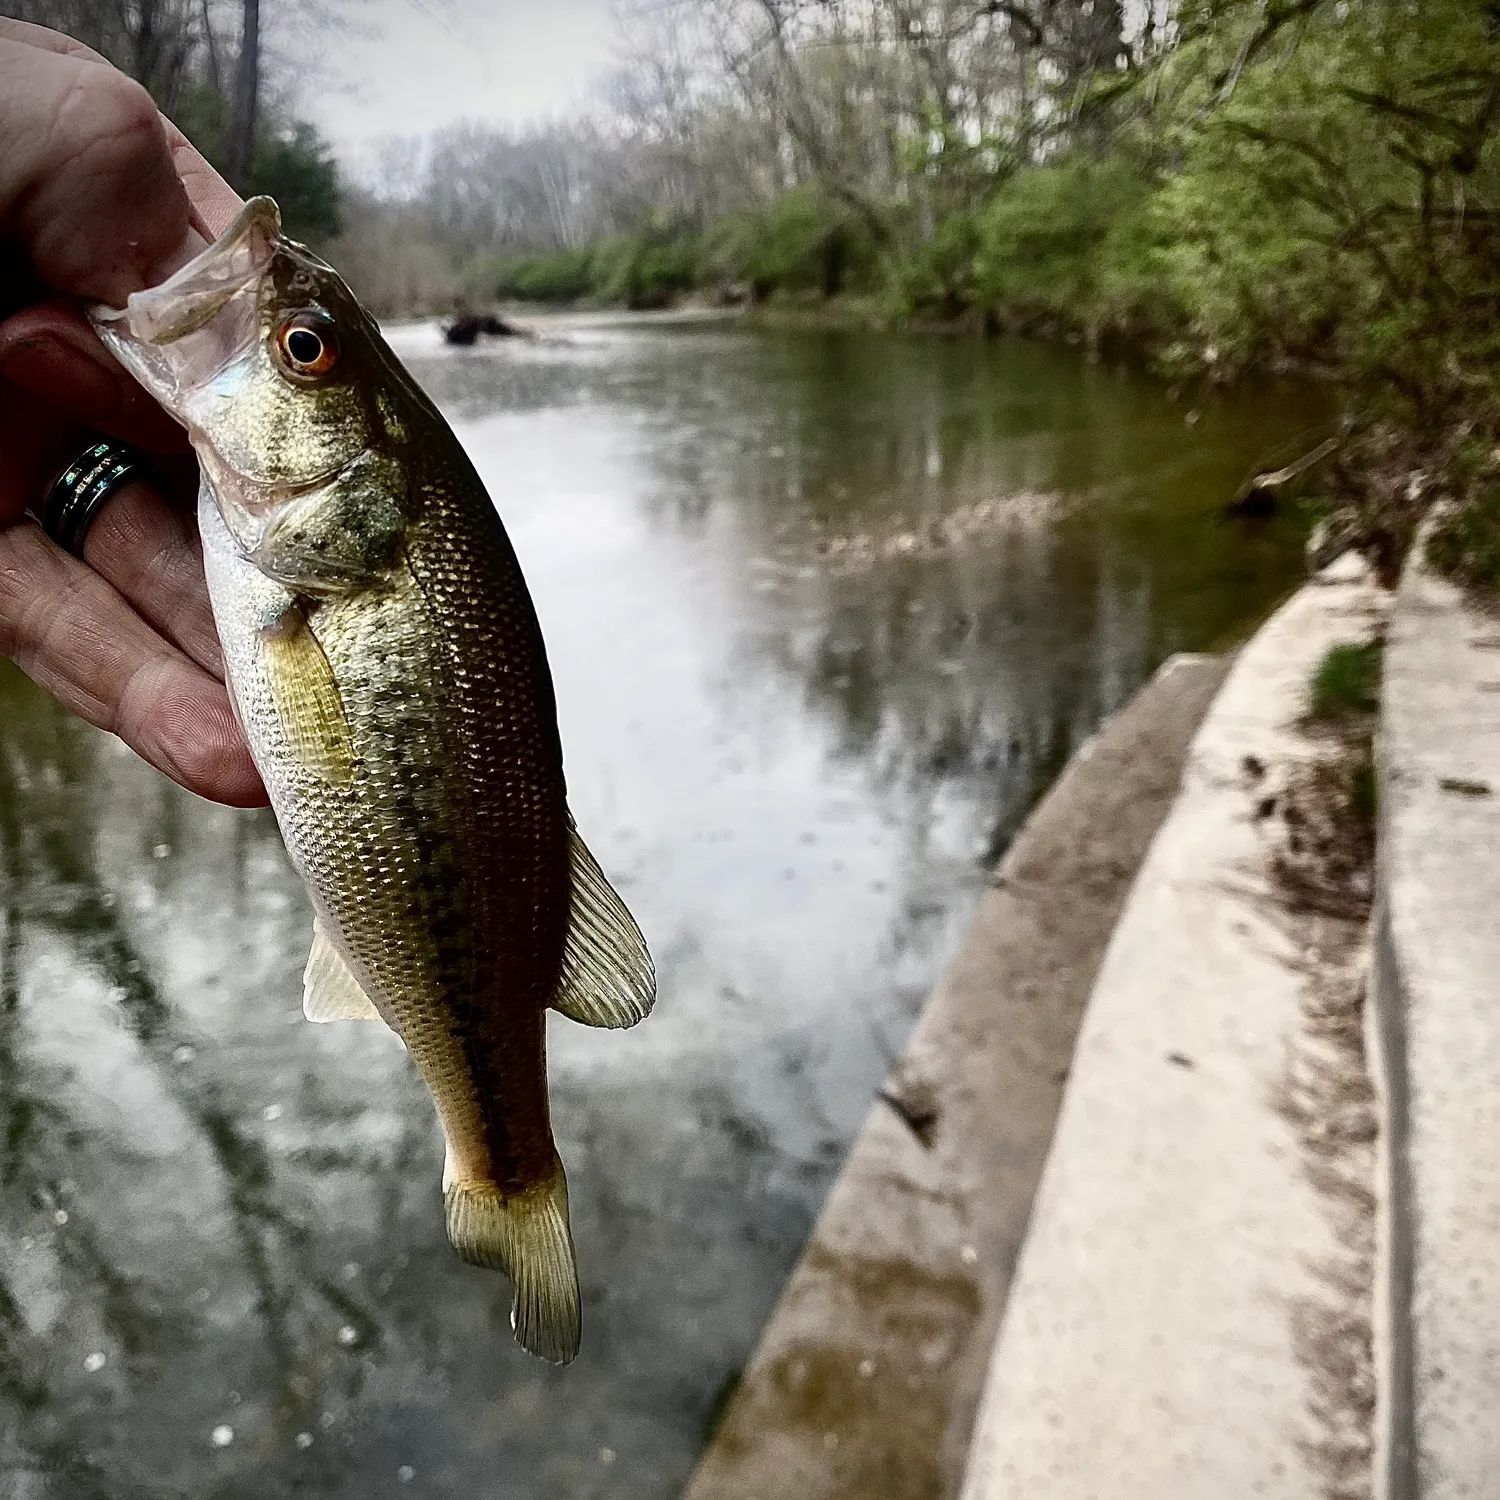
<box><xmin>444</xmin><ymin>1162</ymin><xmax>581</xmax><ymax>1364</ymax></box>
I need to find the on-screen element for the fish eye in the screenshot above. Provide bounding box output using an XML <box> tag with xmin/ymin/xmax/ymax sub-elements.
<box><xmin>274</xmin><ymin>311</ymin><xmax>341</xmax><ymax>380</ymax></box>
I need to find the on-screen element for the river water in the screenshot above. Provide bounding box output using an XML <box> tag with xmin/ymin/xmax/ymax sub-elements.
<box><xmin>0</xmin><ymin>317</ymin><xmax>1320</xmax><ymax>1499</ymax></box>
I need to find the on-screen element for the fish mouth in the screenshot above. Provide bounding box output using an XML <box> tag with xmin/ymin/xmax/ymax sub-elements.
<box><xmin>90</xmin><ymin>197</ymin><xmax>350</xmax><ymax>536</ymax></box>
<box><xmin>90</xmin><ymin>197</ymin><xmax>282</xmax><ymax>413</ymax></box>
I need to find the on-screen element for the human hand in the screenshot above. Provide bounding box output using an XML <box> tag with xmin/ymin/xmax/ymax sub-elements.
<box><xmin>0</xmin><ymin>18</ymin><xmax>267</xmax><ymax>806</ymax></box>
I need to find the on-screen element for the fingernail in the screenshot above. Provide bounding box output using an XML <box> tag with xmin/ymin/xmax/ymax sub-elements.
<box><xmin>0</xmin><ymin>336</ymin><xmax>122</xmax><ymax>422</ymax></box>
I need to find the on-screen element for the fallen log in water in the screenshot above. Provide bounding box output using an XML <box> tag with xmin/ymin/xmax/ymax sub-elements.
<box><xmin>1225</xmin><ymin>435</ymin><xmax>1341</xmax><ymax>516</ymax></box>
<box><xmin>444</xmin><ymin>313</ymin><xmax>529</xmax><ymax>346</ymax></box>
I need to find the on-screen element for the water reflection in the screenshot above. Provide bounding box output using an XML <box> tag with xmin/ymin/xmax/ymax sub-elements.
<box><xmin>0</xmin><ymin>318</ymin><xmax>1316</xmax><ymax>1498</ymax></box>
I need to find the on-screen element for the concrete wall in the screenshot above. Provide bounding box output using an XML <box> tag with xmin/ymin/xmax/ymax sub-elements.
<box><xmin>1373</xmin><ymin>543</ymin><xmax>1500</xmax><ymax>1500</ymax></box>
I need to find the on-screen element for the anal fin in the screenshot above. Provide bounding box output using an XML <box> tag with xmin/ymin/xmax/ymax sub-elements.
<box><xmin>550</xmin><ymin>818</ymin><xmax>656</xmax><ymax>1030</ymax></box>
<box><xmin>303</xmin><ymin>920</ymin><xmax>384</xmax><ymax>1024</ymax></box>
<box><xmin>445</xmin><ymin>1159</ymin><xmax>580</xmax><ymax>1364</ymax></box>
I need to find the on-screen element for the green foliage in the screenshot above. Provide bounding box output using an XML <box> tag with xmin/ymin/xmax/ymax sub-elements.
<box><xmin>492</xmin><ymin>248</ymin><xmax>598</xmax><ymax>304</ymax></box>
<box><xmin>1427</xmin><ymin>485</ymin><xmax>1500</xmax><ymax>595</ymax></box>
<box><xmin>1156</xmin><ymin>2</ymin><xmax>1499</xmax><ymax>394</ymax></box>
<box><xmin>493</xmin><ymin>186</ymin><xmax>879</xmax><ymax>309</ymax></box>
<box><xmin>1148</xmin><ymin>0</ymin><xmax>1500</xmax><ymax>584</ymax></box>
<box><xmin>972</xmin><ymin>156</ymin><xmax>1158</xmax><ymax>333</ymax></box>
<box><xmin>592</xmin><ymin>217</ymin><xmax>700</xmax><ymax>309</ymax></box>
<box><xmin>893</xmin><ymin>210</ymin><xmax>983</xmax><ymax>319</ymax></box>
<box><xmin>1308</xmin><ymin>643</ymin><xmax>1382</xmax><ymax>723</ymax></box>
<box><xmin>705</xmin><ymin>185</ymin><xmax>876</xmax><ymax>300</ymax></box>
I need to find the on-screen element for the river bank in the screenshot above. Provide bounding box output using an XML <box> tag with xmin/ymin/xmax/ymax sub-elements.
<box><xmin>487</xmin><ymin>284</ymin><xmax>1496</xmax><ymax>612</ymax></box>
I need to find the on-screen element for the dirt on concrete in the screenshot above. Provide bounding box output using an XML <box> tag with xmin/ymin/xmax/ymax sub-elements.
<box><xmin>1255</xmin><ymin>669</ymin><xmax>1383</xmax><ymax>1500</ymax></box>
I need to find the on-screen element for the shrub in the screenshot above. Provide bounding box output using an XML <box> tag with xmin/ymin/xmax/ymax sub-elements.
<box><xmin>706</xmin><ymin>184</ymin><xmax>877</xmax><ymax>300</ymax></box>
<box><xmin>892</xmin><ymin>210</ymin><xmax>982</xmax><ymax>319</ymax></box>
<box><xmin>1308</xmin><ymin>643</ymin><xmax>1382</xmax><ymax>723</ymax></box>
<box><xmin>493</xmin><ymin>248</ymin><xmax>597</xmax><ymax>304</ymax></box>
<box><xmin>973</xmin><ymin>156</ymin><xmax>1153</xmax><ymax>333</ymax></box>
<box><xmin>592</xmin><ymin>224</ymin><xmax>699</xmax><ymax>309</ymax></box>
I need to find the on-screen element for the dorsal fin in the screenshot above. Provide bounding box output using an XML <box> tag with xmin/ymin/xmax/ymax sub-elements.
<box><xmin>303</xmin><ymin>920</ymin><xmax>385</xmax><ymax>1023</ymax></box>
<box><xmin>550</xmin><ymin>819</ymin><xmax>655</xmax><ymax>1030</ymax></box>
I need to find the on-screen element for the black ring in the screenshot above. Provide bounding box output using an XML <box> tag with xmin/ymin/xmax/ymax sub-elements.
<box><xmin>37</xmin><ymin>437</ymin><xmax>146</xmax><ymax>557</ymax></box>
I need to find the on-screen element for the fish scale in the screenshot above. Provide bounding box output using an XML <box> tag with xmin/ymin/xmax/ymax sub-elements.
<box><xmin>95</xmin><ymin>196</ymin><xmax>655</xmax><ymax>1364</ymax></box>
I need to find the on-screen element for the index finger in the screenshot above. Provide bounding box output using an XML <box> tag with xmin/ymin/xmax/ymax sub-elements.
<box><xmin>160</xmin><ymin>116</ymin><xmax>243</xmax><ymax>242</ymax></box>
<box><xmin>0</xmin><ymin>30</ymin><xmax>191</xmax><ymax>305</ymax></box>
<box><xmin>0</xmin><ymin>18</ymin><xmax>236</xmax><ymax>240</ymax></box>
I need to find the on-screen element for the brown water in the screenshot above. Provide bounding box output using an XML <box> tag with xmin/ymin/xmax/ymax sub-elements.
<box><xmin>0</xmin><ymin>316</ymin><xmax>1324</xmax><ymax>1499</ymax></box>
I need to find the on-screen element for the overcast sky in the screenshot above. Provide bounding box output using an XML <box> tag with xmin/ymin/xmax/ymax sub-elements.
<box><xmin>299</xmin><ymin>0</ymin><xmax>623</xmax><ymax>171</ymax></box>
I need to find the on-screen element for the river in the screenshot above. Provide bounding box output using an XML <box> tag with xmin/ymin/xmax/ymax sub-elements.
<box><xmin>0</xmin><ymin>315</ymin><xmax>1321</xmax><ymax>1499</ymax></box>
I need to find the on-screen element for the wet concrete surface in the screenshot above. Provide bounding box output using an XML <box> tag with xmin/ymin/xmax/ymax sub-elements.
<box><xmin>1377</xmin><ymin>538</ymin><xmax>1500</xmax><ymax>1500</ymax></box>
<box><xmin>963</xmin><ymin>563</ymin><xmax>1389</xmax><ymax>1500</ymax></box>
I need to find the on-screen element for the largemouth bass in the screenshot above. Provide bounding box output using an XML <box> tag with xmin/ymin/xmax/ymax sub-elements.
<box><xmin>92</xmin><ymin>197</ymin><xmax>654</xmax><ymax>1364</ymax></box>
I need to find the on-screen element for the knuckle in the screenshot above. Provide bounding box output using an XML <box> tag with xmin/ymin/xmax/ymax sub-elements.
<box><xmin>57</xmin><ymin>66</ymin><xmax>159</xmax><ymax>153</ymax></box>
<box><xmin>29</xmin><ymin>65</ymin><xmax>185</xmax><ymax>294</ymax></box>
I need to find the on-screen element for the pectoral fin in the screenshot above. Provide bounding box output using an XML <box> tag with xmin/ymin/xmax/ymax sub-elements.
<box><xmin>303</xmin><ymin>920</ymin><xmax>384</xmax><ymax>1023</ymax></box>
<box><xmin>262</xmin><ymin>604</ymin><xmax>355</xmax><ymax>787</ymax></box>
<box><xmin>549</xmin><ymin>819</ymin><xmax>656</xmax><ymax>1030</ymax></box>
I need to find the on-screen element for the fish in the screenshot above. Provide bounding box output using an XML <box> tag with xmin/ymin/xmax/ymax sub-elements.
<box><xmin>92</xmin><ymin>197</ymin><xmax>655</xmax><ymax>1364</ymax></box>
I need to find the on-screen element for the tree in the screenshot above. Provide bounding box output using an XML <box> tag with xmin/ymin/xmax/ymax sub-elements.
<box><xmin>227</xmin><ymin>0</ymin><xmax>258</xmax><ymax>191</ymax></box>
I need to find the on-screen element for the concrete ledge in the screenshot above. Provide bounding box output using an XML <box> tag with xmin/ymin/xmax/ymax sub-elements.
<box><xmin>961</xmin><ymin>565</ymin><xmax>1389</xmax><ymax>1499</ymax></box>
<box><xmin>1375</xmin><ymin>545</ymin><xmax>1500</xmax><ymax>1500</ymax></box>
<box><xmin>681</xmin><ymin>652</ymin><xmax>1231</xmax><ymax>1500</ymax></box>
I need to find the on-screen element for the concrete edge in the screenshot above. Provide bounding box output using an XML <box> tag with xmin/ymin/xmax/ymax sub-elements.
<box><xmin>1374</xmin><ymin>531</ymin><xmax>1500</xmax><ymax>1500</ymax></box>
<box><xmin>1368</xmin><ymin>890</ymin><xmax>1415</xmax><ymax>1500</ymax></box>
<box><xmin>959</xmin><ymin>559</ymin><xmax>1391</xmax><ymax>1498</ymax></box>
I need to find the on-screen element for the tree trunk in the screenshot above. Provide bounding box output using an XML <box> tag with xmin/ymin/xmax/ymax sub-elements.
<box><xmin>200</xmin><ymin>0</ymin><xmax>223</xmax><ymax>96</ymax></box>
<box><xmin>228</xmin><ymin>0</ymin><xmax>259</xmax><ymax>193</ymax></box>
